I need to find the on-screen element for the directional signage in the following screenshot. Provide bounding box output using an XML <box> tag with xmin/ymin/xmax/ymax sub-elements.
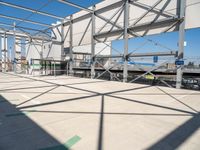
<box><xmin>175</xmin><ymin>60</ymin><xmax>184</xmax><ymax>65</ymax></box>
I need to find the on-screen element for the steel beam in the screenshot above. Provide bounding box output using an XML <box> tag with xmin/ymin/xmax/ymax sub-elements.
<box><xmin>78</xmin><ymin>18</ymin><xmax>92</xmax><ymax>46</ymax></box>
<box><xmin>97</xmin><ymin>5</ymin><xmax>124</xmax><ymax>34</ymax></box>
<box><xmin>58</xmin><ymin>0</ymin><xmax>122</xmax><ymax>29</ymax></box>
<box><xmin>103</xmin><ymin>6</ymin><xmax>124</xmax><ymax>42</ymax></box>
<box><xmin>0</xmin><ymin>29</ymin><xmax>51</xmax><ymax>41</ymax></box>
<box><xmin>129</xmin><ymin>61</ymin><xmax>169</xmax><ymax>83</ymax></box>
<box><xmin>129</xmin><ymin>59</ymin><xmax>172</xmax><ymax>87</ymax></box>
<box><xmin>129</xmin><ymin>1</ymin><xmax>173</xmax><ymax>18</ymax></box>
<box><xmin>129</xmin><ymin>51</ymin><xmax>177</xmax><ymax>57</ymax></box>
<box><xmin>0</xmin><ymin>14</ymin><xmax>52</xmax><ymax>27</ymax></box>
<box><xmin>61</xmin><ymin>21</ymin><xmax>64</xmax><ymax>61</ymax></box>
<box><xmin>91</xmin><ymin>6</ymin><xmax>96</xmax><ymax>79</ymax></box>
<box><xmin>1</xmin><ymin>32</ymin><xmax>8</xmax><ymax>72</ymax></box>
<box><xmin>95</xmin><ymin>51</ymin><xmax>177</xmax><ymax>58</ymax></box>
<box><xmin>0</xmin><ymin>34</ymin><xmax>25</xmax><ymax>41</ymax></box>
<box><xmin>2</xmin><ymin>33</ymin><xmax>5</xmax><ymax>72</ymax></box>
<box><xmin>58</xmin><ymin>0</ymin><xmax>93</xmax><ymax>13</ymax></box>
<box><xmin>40</xmin><ymin>40</ymin><xmax>44</xmax><ymax>75</ymax></box>
<box><xmin>123</xmin><ymin>0</ymin><xmax>129</xmax><ymax>82</ymax></box>
<box><xmin>94</xmin><ymin>16</ymin><xmax>178</xmax><ymax>39</ymax></box>
<box><xmin>62</xmin><ymin>1</ymin><xmax>123</xmax><ymax>27</ymax></box>
<box><xmin>13</xmin><ymin>22</ymin><xmax>16</xmax><ymax>73</ymax></box>
<box><xmin>0</xmin><ymin>1</ymin><xmax>64</xmax><ymax>20</ymax></box>
<box><xmin>130</xmin><ymin>0</ymin><xmax>163</xmax><ymax>27</ymax></box>
<box><xmin>69</xmin><ymin>15</ymin><xmax>73</xmax><ymax>75</ymax></box>
<box><xmin>0</xmin><ymin>22</ymin><xmax>50</xmax><ymax>33</ymax></box>
<box><xmin>95</xmin><ymin>60</ymin><xmax>121</xmax><ymax>81</ymax></box>
<box><xmin>176</xmin><ymin>0</ymin><xmax>186</xmax><ymax>89</ymax></box>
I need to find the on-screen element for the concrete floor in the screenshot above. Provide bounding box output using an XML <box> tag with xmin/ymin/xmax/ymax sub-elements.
<box><xmin>0</xmin><ymin>72</ymin><xmax>200</xmax><ymax>150</ymax></box>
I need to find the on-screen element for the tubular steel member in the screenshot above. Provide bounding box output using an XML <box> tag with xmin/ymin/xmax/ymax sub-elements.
<box><xmin>91</xmin><ymin>6</ymin><xmax>96</xmax><ymax>79</ymax></box>
<box><xmin>0</xmin><ymin>14</ymin><xmax>52</xmax><ymax>27</ymax></box>
<box><xmin>176</xmin><ymin>0</ymin><xmax>186</xmax><ymax>89</ymax></box>
<box><xmin>13</xmin><ymin>22</ymin><xmax>16</xmax><ymax>73</ymax></box>
<box><xmin>123</xmin><ymin>0</ymin><xmax>129</xmax><ymax>82</ymax></box>
<box><xmin>1</xmin><ymin>32</ymin><xmax>8</xmax><ymax>72</ymax></box>
<box><xmin>95</xmin><ymin>51</ymin><xmax>177</xmax><ymax>58</ymax></box>
<box><xmin>0</xmin><ymin>1</ymin><xmax>64</xmax><ymax>20</ymax></box>
<box><xmin>69</xmin><ymin>15</ymin><xmax>73</xmax><ymax>75</ymax></box>
<box><xmin>1</xmin><ymin>32</ymin><xmax>7</xmax><ymax>72</ymax></box>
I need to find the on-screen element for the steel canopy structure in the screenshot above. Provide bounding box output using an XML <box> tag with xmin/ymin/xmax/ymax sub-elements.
<box><xmin>0</xmin><ymin>0</ymin><xmax>200</xmax><ymax>89</ymax></box>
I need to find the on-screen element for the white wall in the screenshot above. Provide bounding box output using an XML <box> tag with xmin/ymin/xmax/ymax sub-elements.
<box><xmin>43</xmin><ymin>42</ymin><xmax>62</xmax><ymax>60</ymax></box>
<box><xmin>26</xmin><ymin>43</ymin><xmax>42</xmax><ymax>61</ymax></box>
<box><xmin>73</xmin><ymin>42</ymin><xmax>111</xmax><ymax>55</ymax></box>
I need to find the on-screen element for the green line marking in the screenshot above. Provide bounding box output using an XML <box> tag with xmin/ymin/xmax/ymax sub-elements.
<box><xmin>64</xmin><ymin>135</ymin><xmax>81</xmax><ymax>148</ymax></box>
<box><xmin>40</xmin><ymin>135</ymin><xmax>81</xmax><ymax>150</ymax></box>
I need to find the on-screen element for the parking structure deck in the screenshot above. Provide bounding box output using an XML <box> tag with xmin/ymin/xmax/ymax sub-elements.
<box><xmin>0</xmin><ymin>72</ymin><xmax>200</xmax><ymax>150</ymax></box>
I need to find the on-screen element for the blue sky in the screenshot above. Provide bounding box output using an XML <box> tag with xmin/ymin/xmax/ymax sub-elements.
<box><xmin>112</xmin><ymin>28</ymin><xmax>200</xmax><ymax>58</ymax></box>
<box><xmin>0</xmin><ymin>0</ymin><xmax>200</xmax><ymax>60</ymax></box>
<box><xmin>0</xmin><ymin>0</ymin><xmax>101</xmax><ymax>30</ymax></box>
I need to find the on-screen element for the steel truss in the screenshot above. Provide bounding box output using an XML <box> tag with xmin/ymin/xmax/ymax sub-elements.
<box><xmin>0</xmin><ymin>0</ymin><xmax>187</xmax><ymax>88</ymax></box>
<box><xmin>58</xmin><ymin>0</ymin><xmax>185</xmax><ymax>88</ymax></box>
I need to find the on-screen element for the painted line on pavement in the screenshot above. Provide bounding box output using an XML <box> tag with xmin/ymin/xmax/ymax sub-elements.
<box><xmin>40</xmin><ymin>135</ymin><xmax>81</xmax><ymax>150</ymax></box>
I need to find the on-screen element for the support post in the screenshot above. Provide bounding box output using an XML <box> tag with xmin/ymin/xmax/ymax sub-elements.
<box><xmin>91</xmin><ymin>6</ymin><xmax>96</xmax><ymax>79</ymax></box>
<box><xmin>61</xmin><ymin>21</ymin><xmax>65</xmax><ymax>61</ymax></box>
<box><xmin>66</xmin><ymin>62</ymin><xmax>69</xmax><ymax>76</ymax></box>
<box><xmin>54</xmin><ymin>60</ymin><xmax>56</xmax><ymax>77</ymax></box>
<box><xmin>3</xmin><ymin>33</ymin><xmax>6</xmax><ymax>72</ymax></box>
<box><xmin>69</xmin><ymin>15</ymin><xmax>73</xmax><ymax>75</ymax></box>
<box><xmin>13</xmin><ymin>22</ymin><xmax>16</xmax><ymax>73</ymax></box>
<box><xmin>61</xmin><ymin>20</ymin><xmax>64</xmax><ymax>75</ymax></box>
<box><xmin>15</xmin><ymin>38</ymin><xmax>22</xmax><ymax>73</ymax></box>
<box><xmin>2</xmin><ymin>32</ymin><xmax>8</xmax><ymax>72</ymax></box>
<box><xmin>123</xmin><ymin>0</ymin><xmax>129</xmax><ymax>82</ymax></box>
<box><xmin>1</xmin><ymin>35</ymin><xmax>4</xmax><ymax>72</ymax></box>
<box><xmin>176</xmin><ymin>0</ymin><xmax>186</xmax><ymax>89</ymax></box>
<box><xmin>0</xmin><ymin>36</ymin><xmax>1</xmax><ymax>72</ymax></box>
<box><xmin>40</xmin><ymin>40</ymin><xmax>44</xmax><ymax>75</ymax></box>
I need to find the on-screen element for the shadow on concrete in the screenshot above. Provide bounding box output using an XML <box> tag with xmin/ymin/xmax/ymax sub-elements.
<box><xmin>0</xmin><ymin>95</ymin><xmax>69</xmax><ymax>150</ymax></box>
<box><xmin>147</xmin><ymin>113</ymin><xmax>200</xmax><ymax>150</ymax></box>
<box><xmin>0</xmin><ymin>85</ymin><xmax>56</xmax><ymax>92</ymax></box>
<box><xmin>18</xmin><ymin>94</ymin><xmax>100</xmax><ymax>109</ymax></box>
<box><xmin>16</xmin><ymin>86</ymin><xmax>59</xmax><ymax>107</ymax></box>
<box><xmin>2</xmin><ymin>72</ymin><xmax>200</xmax><ymax>150</ymax></box>
<box><xmin>107</xmin><ymin>94</ymin><xmax>196</xmax><ymax>115</ymax></box>
<box><xmin>23</xmin><ymin>110</ymin><xmax>194</xmax><ymax>116</ymax></box>
<box><xmin>0</xmin><ymin>79</ymin><xmax>33</xmax><ymax>84</ymax></box>
<box><xmin>156</xmin><ymin>86</ymin><xmax>199</xmax><ymax>113</ymax></box>
<box><xmin>97</xmin><ymin>95</ymin><xmax>104</xmax><ymax>150</ymax></box>
<box><xmin>17</xmin><ymin>85</ymin><xmax>151</xmax><ymax>110</ymax></box>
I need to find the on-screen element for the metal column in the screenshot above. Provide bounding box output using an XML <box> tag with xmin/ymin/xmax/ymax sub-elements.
<box><xmin>15</xmin><ymin>38</ymin><xmax>22</xmax><ymax>72</ymax></box>
<box><xmin>13</xmin><ymin>22</ymin><xmax>16</xmax><ymax>73</ymax></box>
<box><xmin>60</xmin><ymin>21</ymin><xmax>65</xmax><ymax>75</ymax></box>
<box><xmin>40</xmin><ymin>40</ymin><xmax>44</xmax><ymax>75</ymax></box>
<box><xmin>123</xmin><ymin>0</ymin><xmax>129</xmax><ymax>82</ymax></box>
<box><xmin>69</xmin><ymin>15</ymin><xmax>73</xmax><ymax>75</ymax></box>
<box><xmin>91</xmin><ymin>6</ymin><xmax>96</xmax><ymax>79</ymax></box>
<box><xmin>1</xmin><ymin>33</ymin><xmax>6</xmax><ymax>72</ymax></box>
<box><xmin>61</xmin><ymin>21</ymin><xmax>65</xmax><ymax>61</ymax></box>
<box><xmin>1</xmin><ymin>32</ymin><xmax>8</xmax><ymax>72</ymax></box>
<box><xmin>176</xmin><ymin>0</ymin><xmax>186</xmax><ymax>89</ymax></box>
